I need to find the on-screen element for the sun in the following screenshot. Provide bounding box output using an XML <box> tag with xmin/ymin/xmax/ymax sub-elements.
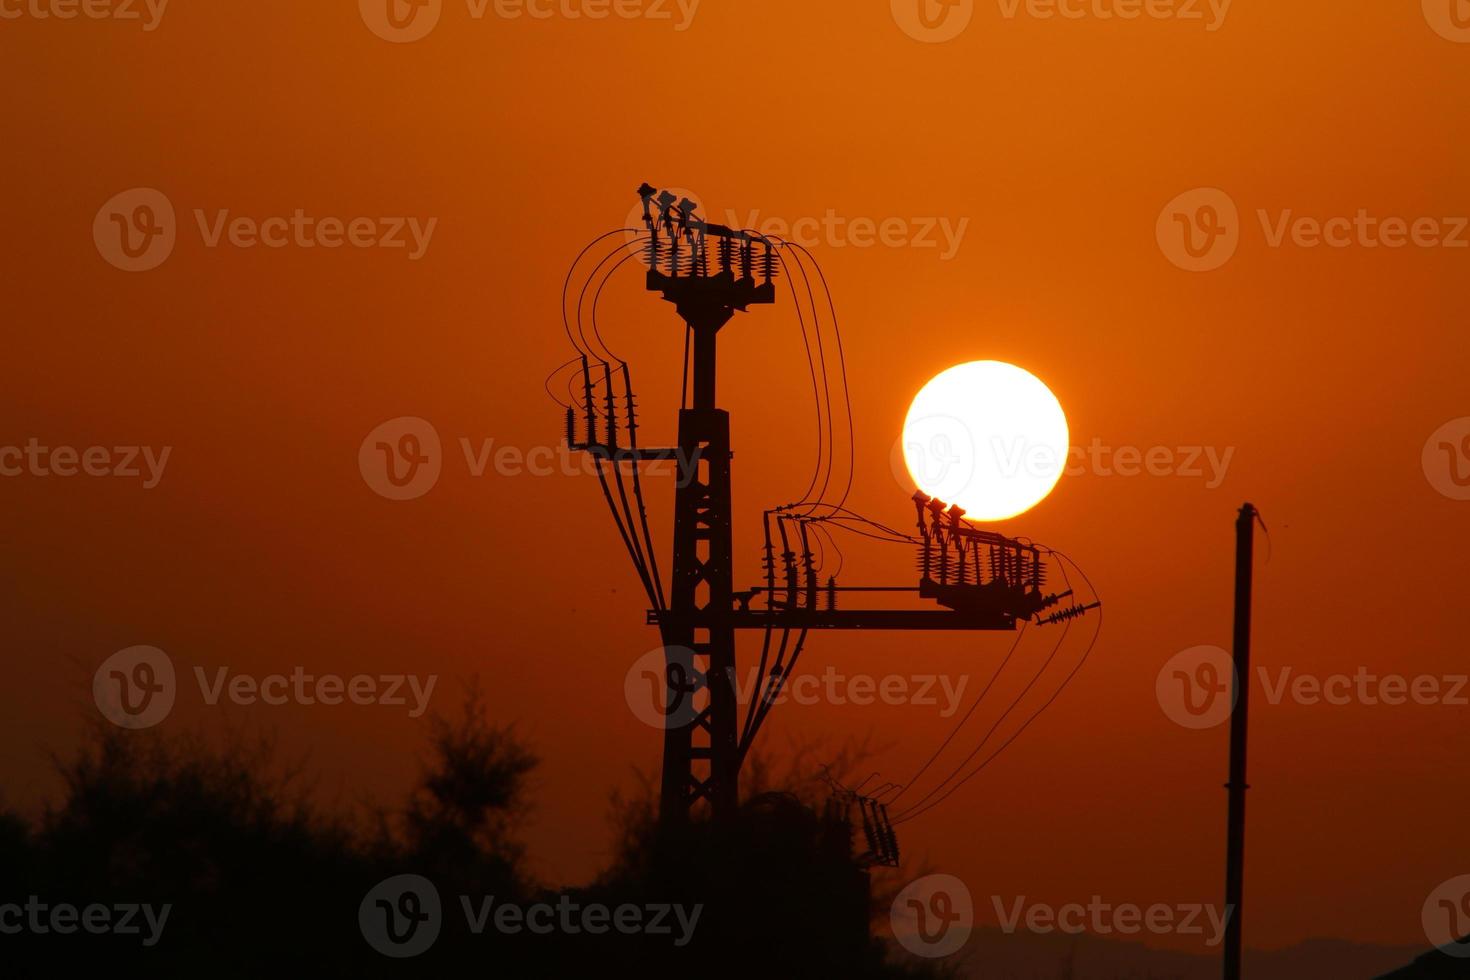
<box><xmin>901</xmin><ymin>360</ymin><xmax>1070</xmax><ymax>522</ymax></box>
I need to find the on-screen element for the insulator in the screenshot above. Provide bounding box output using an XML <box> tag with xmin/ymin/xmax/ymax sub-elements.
<box><xmin>564</xmin><ymin>407</ymin><xmax>576</xmax><ymax>447</ymax></box>
<box><xmin>1035</xmin><ymin>602</ymin><xmax>1100</xmax><ymax>627</ymax></box>
<box><xmin>761</xmin><ymin>244</ymin><xmax>777</xmax><ymax>282</ymax></box>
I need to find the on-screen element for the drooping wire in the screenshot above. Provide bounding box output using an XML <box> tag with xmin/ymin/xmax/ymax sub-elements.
<box><xmin>544</xmin><ymin>356</ymin><xmax>582</xmax><ymax>409</ymax></box>
<box><xmin>785</xmin><ymin>241</ymin><xmax>855</xmax><ymax>515</ymax></box>
<box><xmin>893</xmin><ymin>552</ymin><xmax>1102</xmax><ymax>824</ymax></box>
<box><xmin>561</xmin><ymin>229</ymin><xmax>640</xmax><ymax>356</ymax></box>
<box><xmin>887</xmin><ymin>623</ymin><xmax>1031</xmax><ymax>808</ymax></box>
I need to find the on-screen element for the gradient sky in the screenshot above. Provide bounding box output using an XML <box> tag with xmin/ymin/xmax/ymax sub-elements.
<box><xmin>2</xmin><ymin>0</ymin><xmax>1468</xmax><ymax>955</ymax></box>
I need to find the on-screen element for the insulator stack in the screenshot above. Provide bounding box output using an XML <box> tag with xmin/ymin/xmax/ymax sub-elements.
<box><xmin>861</xmin><ymin>811</ymin><xmax>880</xmax><ymax>855</ymax></box>
<box><xmin>602</xmin><ymin>365</ymin><xmax>618</xmax><ymax>451</ymax></box>
<box><xmin>1035</xmin><ymin>602</ymin><xmax>1101</xmax><ymax>627</ymax></box>
<box><xmin>878</xmin><ymin>806</ymin><xmax>899</xmax><ymax>863</ymax></box>
<box><xmin>564</xmin><ymin>407</ymin><xmax>576</xmax><ymax>447</ymax></box>
<box><xmin>718</xmin><ymin>234</ymin><xmax>733</xmax><ymax>273</ymax></box>
<box><xmin>761</xmin><ymin>243</ymin><xmax>777</xmax><ymax>282</ymax></box>
<box><xmin>824</xmin><ymin>576</ymin><xmax>837</xmax><ymax>612</ymax></box>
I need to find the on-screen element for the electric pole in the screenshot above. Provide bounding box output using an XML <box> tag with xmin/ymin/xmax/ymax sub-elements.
<box><xmin>567</xmin><ymin>184</ymin><xmax>1099</xmax><ymax>829</ymax></box>
<box><xmin>1223</xmin><ymin>502</ymin><xmax>1257</xmax><ymax>980</ymax></box>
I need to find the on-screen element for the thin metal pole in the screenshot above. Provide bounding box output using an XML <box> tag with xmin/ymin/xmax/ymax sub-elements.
<box><xmin>1223</xmin><ymin>502</ymin><xmax>1256</xmax><ymax>980</ymax></box>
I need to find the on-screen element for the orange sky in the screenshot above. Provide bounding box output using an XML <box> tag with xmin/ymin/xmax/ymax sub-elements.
<box><xmin>3</xmin><ymin>0</ymin><xmax>1468</xmax><ymax>954</ymax></box>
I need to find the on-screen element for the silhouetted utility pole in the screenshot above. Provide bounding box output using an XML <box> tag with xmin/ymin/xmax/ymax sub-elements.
<box><xmin>1223</xmin><ymin>502</ymin><xmax>1257</xmax><ymax>980</ymax></box>
<box><xmin>569</xmin><ymin>184</ymin><xmax>1098</xmax><ymax>829</ymax></box>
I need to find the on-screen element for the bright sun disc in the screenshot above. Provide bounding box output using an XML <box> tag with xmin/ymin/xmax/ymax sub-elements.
<box><xmin>901</xmin><ymin>360</ymin><xmax>1069</xmax><ymax>521</ymax></box>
